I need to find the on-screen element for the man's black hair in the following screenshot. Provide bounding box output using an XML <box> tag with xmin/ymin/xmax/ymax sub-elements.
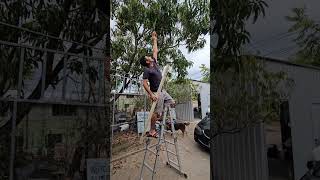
<box><xmin>140</xmin><ymin>56</ymin><xmax>147</xmax><ymax>67</ymax></box>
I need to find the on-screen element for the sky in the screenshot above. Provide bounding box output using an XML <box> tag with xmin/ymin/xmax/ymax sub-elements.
<box><xmin>244</xmin><ymin>0</ymin><xmax>320</xmax><ymax>60</ymax></box>
<box><xmin>181</xmin><ymin>35</ymin><xmax>210</xmax><ymax>80</ymax></box>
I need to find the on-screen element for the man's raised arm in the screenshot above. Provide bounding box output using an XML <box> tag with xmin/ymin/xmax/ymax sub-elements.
<box><xmin>152</xmin><ymin>31</ymin><xmax>158</xmax><ymax>61</ymax></box>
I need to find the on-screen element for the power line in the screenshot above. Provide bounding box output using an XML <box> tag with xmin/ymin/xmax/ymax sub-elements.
<box><xmin>262</xmin><ymin>44</ymin><xmax>297</xmax><ymax>57</ymax></box>
<box><xmin>192</xmin><ymin>73</ymin><xmax>204</xmax><ymax>80</ymax></box>
<box><xmin>247</xmin><ymin>31</ymin><xmax>299</xmax><ymax>53</ymax></box>
<box><xmin>0</xmin><ymin>39</ymin><xmax>105</xmax><ymax>60</ymax></box>
<box><xmin>189</xmin><ymin>71</ymin><xmax>203</xmax><ymax>79</ymax></box>
<box><xmin>0</xmin><ymin>21</ymin><xmax>105</xmax><ymax>51</ymax></box>
<box><xmin>276</xmin><ymin>47</ymin><xmax>298</xmax><ymax>57</ymax></box>
<box><xmin>189</xmin><ymin>71</ymin><xmax>201</xmax><ymax>77</ymax></box>
<box><xmin>250</xmin><ymin>31</ymin><xmax>297</xmax><ymax>48</ymax></box>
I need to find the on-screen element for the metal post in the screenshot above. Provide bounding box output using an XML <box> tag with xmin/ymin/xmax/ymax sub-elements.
<box><xmin>143</xmin><ymin>92</ymin><xmax>147</xmax><ymax>137</ymax></box>
<box><xmin>98</xmin><ymin>59</ymin><xmax>102</xmax><ymax>103</ymax></box>
<box><xmin>121</xmin><ymin>76</ymin><xmax>125</xmax><ymax>111</ymax></box>
<box><xmin>123</xmin><ymin>76</ymin><xmax>126</xmax><ymax>94</ymax></box>
<box><xmin>24</xmin><ymin>111</ymin><xmax>28</xmax><ymax>151</ymax></box>
<box><xmin>139</xmin><ymin>138</ymin><xmax>149</xmax><ymax>180</ymax></box>
<box><xmin>111</xmin><ymin>90</ymin><xmax>115</xmax><ymax>134</ymax></box>
<box><xmin>41</xmin><ymin>51</ymin><xmax>47</xmax><ymax>98</ymax></box>
<box><xmin>81</xmin><ymin>57</ymin><xmax>85</xmax><ymax>101</ymax></box>
<box><xmin>10</xmin><ymin>47</ymin><xmax>25</xmax><ymax>180</ymax></box>
<box><xmin>111</xmin><ymin>76</ymin><xmax>117</xmax><ymax>158</ymax></box>
<box><xmin>17</xmin><ymin>49</ymin><xmax>25</xmax><ymax>98</ymax></box>
<box><xmin>129</xmin><ymin>76</ymin><xmax>132</xmax><ymax>94</ymax></box>
<box><xmin>62</xmin><ymin>56</ymin><xmax>67</xmax><ymax>100</ymax></box>
<box><xmin>9</xmin><ymin>102</ymin><xmax>18</xmax><ymax>180</ymax></box>
<box><xmin>112</xmin><ymin>76</ymin><xmax>117</xmax><ymax>128</ymax></box>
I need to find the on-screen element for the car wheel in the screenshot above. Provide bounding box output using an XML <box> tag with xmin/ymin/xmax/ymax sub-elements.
<box><xmin>194</xmin><ymin>135</ymin><xmax>198</xmax><ymax>142</ymax></box>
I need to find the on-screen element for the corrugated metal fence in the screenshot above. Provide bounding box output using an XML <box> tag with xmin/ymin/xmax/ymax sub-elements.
<box><xmin>213</xmin><ymin>123</ymin><xmax>268</xmax><ymax>180</ymax></box>
<box><xmin>175</xmin><ymin>101</ymin><xmax>194</xmax><ymax>122</ymax></box>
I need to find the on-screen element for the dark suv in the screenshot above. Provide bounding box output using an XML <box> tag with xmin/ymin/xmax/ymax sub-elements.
<box><xmin>194</xmin><ymin>115</ymin><xmax>210</xmax><ymax>149</ymax></box>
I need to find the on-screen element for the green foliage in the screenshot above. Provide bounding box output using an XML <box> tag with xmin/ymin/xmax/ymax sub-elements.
<box><xmin>0</xmin><ymin>0</ymin><xmax>109</xmax><ymax>98</ymax></box>
<box><xmin>164</xmin><ymin>78</ymin><xmax>198</xmax><ymax>104</ymax></box>
<box><xmin>132</xmin><ymin>96</ymin><xmax>151</xmax><ymax>111</ymax></box>
<box><xmin>212</xmin><ymin>56</ymin><xmax>294</xmax><ymax>137</ymax></box>
<box><xmin>210</xmin><ymin>0</ymin><xmax>289</xmax><ymax>138</ymax></box>
<box><xmin>111</xmin><ymin>0</ymin><xmax>209</xmax><ymax>81</ymax></box>
<box><xmin>286</xmin><ymin>7</ymin><xmax>320</xmax><ymax>66</ymax></box>
<box><xmin>199</xmin><ymin>64</ymin><xmax>209</xmax><ymax>82</ymax></box>
<box><xmin>212</xmin><ymin>0</ymin><xmax>268</xmax><ymax>70</ymax></box>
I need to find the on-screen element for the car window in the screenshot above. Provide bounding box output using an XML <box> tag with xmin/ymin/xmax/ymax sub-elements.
<box><xmin>203</xmin><ymin>118</ymin><xmax>210</xmax><ymax>130</ymax></box>
<box><xmin>198</xmin><ymin>116</ymin><xmax>210</xmax><ymax>130</ymax></box>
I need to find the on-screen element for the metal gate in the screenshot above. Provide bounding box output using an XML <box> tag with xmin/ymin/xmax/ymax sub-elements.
<box><xmin>0</xmin><ymin>21</ymin><xmax>108</xmax><ymax>180</ymax></box>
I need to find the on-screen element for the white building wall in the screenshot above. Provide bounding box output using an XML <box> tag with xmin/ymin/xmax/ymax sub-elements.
<box><xmin>213</xmin><ymin>58</ymin><xmax>320</xmax><ymax>180</ymax></box>
<box><xmin>192</xmin><ymin>81</ymin><xmax>210</xmax><ymax>118</ymax></box>
<box><xmin>264</xmin><ymin>59</ymin><xmax>320</xmax><ymax>179</ymax></box>
<box><xmin>199</xmin><ymin>83</ymin><xmax>210</xmax><ymax>118</ymax></box>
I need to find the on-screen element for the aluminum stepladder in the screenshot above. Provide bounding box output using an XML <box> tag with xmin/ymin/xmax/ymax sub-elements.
<box><xmin>139</xmin><ymin>104</ymin><xmax>188</xmax><ymax>180</ymax></box>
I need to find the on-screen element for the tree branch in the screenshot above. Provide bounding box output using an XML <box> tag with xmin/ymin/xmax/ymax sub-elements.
<box><xmin>159</xmin><ymin>42</ymin><xmax>186</xmax><ymax>53</ymax></box>
<box><xmin>0</xmin><ymin>34</ymin><xmax>101</xmax><ymax>130</ymax></box>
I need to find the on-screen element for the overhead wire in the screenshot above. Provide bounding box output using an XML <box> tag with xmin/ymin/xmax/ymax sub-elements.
<box><xmin>248</xmin><ymin>32</ymin><xmax>297</xmax><ymax>52</ymax></box>
<box><xmin>249</xmin><ymin>31</ymin><xmax>298</xmax><ymax>49</ymax></box>
<box><xmin>0</xmin><ymin>21</ymin><xmax>105</xmax><ymax>51</ymax></box>
<box><xmin>261</xmin><ymin>43</ymin><xmax>298</xmax><ymax>57</ymax></box>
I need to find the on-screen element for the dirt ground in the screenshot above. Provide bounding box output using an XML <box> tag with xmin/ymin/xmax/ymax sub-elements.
<box><xmin>111</xmin><ymin>119</ymin><xmax>210</xmax><ymax>180</ymax></box>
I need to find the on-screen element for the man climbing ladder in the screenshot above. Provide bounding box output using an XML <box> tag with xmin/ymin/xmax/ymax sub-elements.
<box><xmin>138</xmin><ymin>31</ymin><xmax>187</xmax><ymax>180</ymax></box>
<box><xmin>140</xmin><ymin>31</ymin><xmax>175</xmax><ymax>138</ymax></box>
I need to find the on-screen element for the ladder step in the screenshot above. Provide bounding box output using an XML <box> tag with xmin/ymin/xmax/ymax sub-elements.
<box><xmin>144</xmin><ymin>162</ymin><xmax>154</xmax><ymax>172</ymax></box>
<box><xmin>167</xmin><ymin>149</ymin><xmax>176</xmax><ymax>156</ymax></box>
<box><xmin>165</xmin><ymin>140</ymin><xmax>175</xmax><ymax>145</ymax></box>
<box><xmin>147</xmin><ymin>148</ymin><xmax>157</xmax><ymax>155</ymax></box>
<box><xmin>168</xmin><ymin>159</ymin><xmax>180</xmax><ymax>167</ymax></box>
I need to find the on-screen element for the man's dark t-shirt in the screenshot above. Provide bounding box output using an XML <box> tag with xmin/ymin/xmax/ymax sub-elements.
<box><xmin>143</xmin><ymin>58</ymin><xmax>162</xmax><ymax>92</ymax></box>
